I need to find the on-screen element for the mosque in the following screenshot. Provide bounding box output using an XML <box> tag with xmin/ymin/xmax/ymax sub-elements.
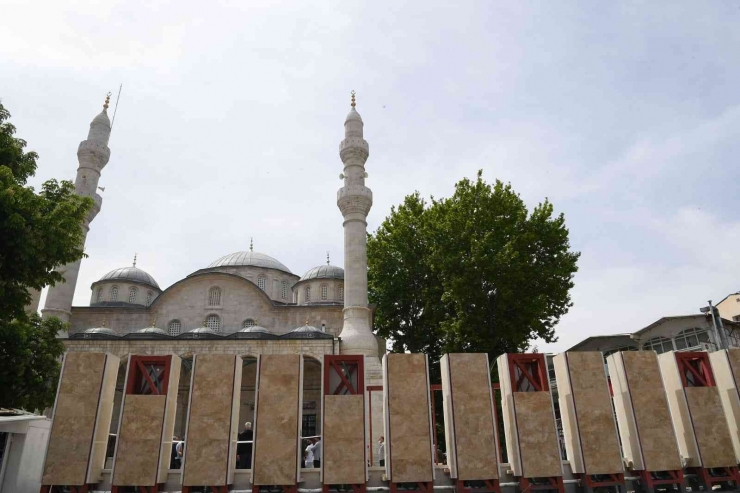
<box><xmin>31</xmin><ymin>92</ymin><xmax>386</xmax><ymax>443</ymax></box>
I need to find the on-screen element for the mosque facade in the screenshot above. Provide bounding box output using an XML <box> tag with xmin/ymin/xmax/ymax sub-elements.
<box><xmin>32</xmin><ymin>94</ymin><xmax>386</xmax><ymax>442</ymax></box>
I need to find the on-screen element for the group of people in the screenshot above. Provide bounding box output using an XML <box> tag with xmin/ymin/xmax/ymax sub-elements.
<box><xmin>303</xmin><ymin>437</ymin><xmax>322</xmax><ymax>468</ymax></box>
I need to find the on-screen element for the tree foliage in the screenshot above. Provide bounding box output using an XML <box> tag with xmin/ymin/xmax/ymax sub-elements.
<box><xmin>0</xmin><ymin>315</ymin><xmax>67</xmax><ymax>410</ymax></box>
<box><xmin>0</xmin><ymin>101</ymin><xmax>92</xmax><ymax>409</ymax></box>
<box><xmin>0</xmin><ymin>101</ymin><xmax>92</xmax><ymax>323</ymax></box>
<box><xmin>368</xmin><ymin>171</ymin><xmax>579</xmax><ymax>378</ymax></box>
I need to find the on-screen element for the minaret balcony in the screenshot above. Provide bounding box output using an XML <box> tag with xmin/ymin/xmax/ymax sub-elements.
<box><xmin>337</xmin><ymin>186</ymin><xmax>373</xmax><ymax>217</ymax></box>
<box><xmin>339</xmin><ymin>138</ymin><xmax>369</xmax><ymax>161</ymax></box>
<box><xmin>77</xmin><ymin>140</ymin><xmax>111</xmax><ymax>168</ymax></box>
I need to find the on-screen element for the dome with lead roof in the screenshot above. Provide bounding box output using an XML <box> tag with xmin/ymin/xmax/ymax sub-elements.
<box><xmin>99</xmin><ymin>266</ymin><xmax>160</xmax><ymax>289</ymax></box>
<box><xmin>207</xmin><ymin>251</ymin><xmax>292</xmax><ymax>274</ymax></box>
<box><xmin>300</xmin><ymin>264</ymin><xmax>344</xmax><ymax>281</ymax></box>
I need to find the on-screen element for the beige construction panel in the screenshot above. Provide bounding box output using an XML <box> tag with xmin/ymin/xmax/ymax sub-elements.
<box><xmin>387</xmin><ymin>353</ymin><xmax>434</xmax><ymax>483</ymax></box>
<box><xmin>685</xmin><ymin>387</ymin><xmax>736</xmax><ymax>468</ymax></box>
<box><xmin>158</xmin><ymin>356</ymin><xmax>181</xmax><ymax>483</ymax></box>
<box><xmin>710</xmin><ymin>350</ymin><xmax>740</xmax><ymax>462</ymax></box>
<box><xmin>253</xmin><ymin>354</ymin><xmax>302</xmax><ymax>486</ymax></box>
<box><xmin>87</xmin><ymin>354</ymin><xmax>120</xmax><ymax>483</ymax></box>
<box><xmin>323</xmin><ymin>395</ymin><xmax>366</xmax><ymax>485</ymax></box>
<box><xmin>113</xmin><ymin>394</ymin><xmax>167</xmax><ymax>486</ymax></box>
<box><xmin>513</xmin><ymin>392</ymin><xmax>562</xmax><ymax>479</ymax></box>
<box><xmin>622</xmin><ymin>351</ymin><xmax>681</xmax><ymax>472</ymax></box>
<box><xmin>562</xmin><ymin>352</ymin><xmax>622</xmax><ymax>475</ymax></box>
<box><xmin>658</xmin><ymin>353</ymin><xmax>700</xmax><ymax>466</ymax></box>
<box><xmin>183</xmin><ymin>355</ymin><xmax>240</xmax><ymax>486</ymax></box>
<box><xmin>606</xmin><ymin>353</ymin><xmax>642</xmax><ymax>470</ymax></box>
<box><xmin>496</xmin><ymin>355</ymin><xmax>521</xmax><ymax>476</ymax></box>
<box><xmin>42</xmin><ymin>352</ymin><xmax>108</xmax><ymax>486</ymax></box>
<box><xmin>444</xmin><ymin>353</ymin><xmax>498</xmax><ymax>480</ymax></box>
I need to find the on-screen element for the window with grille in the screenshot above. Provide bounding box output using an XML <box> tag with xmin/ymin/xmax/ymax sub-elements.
<box><xmin>243</xmin><ymin>319</ymin><xmax>255</xmax><ymax>328</ymax></box>
<box><xmin>146</xmin><ymin>291</ymin><xmax>153</xmax><ymax>307</ymax></box>
<box><xmin>282</xmin><ymin>281</ymin><xmax>288</xmax><ymax>299</ymax></box>
<box><xmin>168</xmin><ymin>320</ymin><xmax>181</xmax><ymax>336</ymax></box>
<box><xmin>208</xmin><ymin>286</ymin><xmax>221</xmax><ymax>306</ymax></box>
<box><xmin>321</xmin><ymin>284</ymin><xmax>328</xmax><ymax>301</ymax></box>
<box><xmin>339</xmin><ymin>286</ymin><xmax>344</xmax><ymax>302</ymax></box>
<box><xmin>206</xmin><ymin>314</ymin><xmax>220</xmax><ymax>332</ymax></box>
<box><xmin>257</xmin><ymin>276</ymin><xmax>266</xmax><ymax>291</ymax></box>
<box><xmin>674</xmin><ymin>328</ymin><xmax>710</xmax><ymax>350</ymax></box>
<box><xmin>305</xmin><ymin>286</ymin><xmax>311</xmax><ymax>302</ymax></box>
<box><xmin>128</xmin><ymin>287</ymin><xmax>138</xmax><ymax>304</ymax></box>
<box><xmin>302</xmin><ymin>414</ymin><xmax>317</xmax><ymax>438</ymax></box>
<box><xmin>111</xmin><ymin>286</ymin><xmax>119</xmax><ymax>301</ymax></box>
<box><xmin>96</xmin><ymin>288</ymin><xmax>103</xmax><ymax>303</ymax></box>
<box><xmin>644</xmin><ymin>336</ymin><xmax>673</xmax><ymax>354</ymax></box>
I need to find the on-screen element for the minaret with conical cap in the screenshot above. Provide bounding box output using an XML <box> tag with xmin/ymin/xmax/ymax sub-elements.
<box><xmin>337</xmin><ymin>92</ymin><xmax>377</xmax><ymax>357</ymax></box>
<box><xmin>42</xmin><ymin>95</ymin><xmax>112</xmax><ymax>324</ymax></box>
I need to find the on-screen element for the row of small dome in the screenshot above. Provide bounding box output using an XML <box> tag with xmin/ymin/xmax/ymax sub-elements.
<box><xmin>97</xmin><ymin>250</ymin><xmax>344</xmax><ymax>290</ymax></box>
<box><xmin>84</xmin><ymin>321</ymin><xmax>326</xmax><ymax>337</ymax></box>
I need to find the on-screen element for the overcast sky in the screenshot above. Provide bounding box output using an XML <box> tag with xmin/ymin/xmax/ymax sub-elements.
<box><xmin>4</xmin><ymin>1</ymin><xmax>739</xmax><ymax>351</ymax></box>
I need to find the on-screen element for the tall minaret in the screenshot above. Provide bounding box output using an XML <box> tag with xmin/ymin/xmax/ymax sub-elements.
<box><xmin>337</xmin><ymin>92</ymin><xmax>377</xmax><ymax>357</ymax></box>
<box><xmin>42</xmin><ymin>95</ymin><xmax>112</xmax><ymax>324</ymax></box>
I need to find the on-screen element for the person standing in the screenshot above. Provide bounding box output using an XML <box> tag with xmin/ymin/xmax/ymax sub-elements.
<box><xmin>305</xmin><ymin>438</ymin><xmax>315</xmax><ymax>468</ymax></box>
<box><xmin>312</xmin><ymin>437</ymin><xmax>322</xmax><ymax>468</ymax></box>
<box><xmin>237</xmin><ymin>422</ymin><xmax>254</xmax><ymax>469</ymax></box>
<box><xmin>377</xmin><ymin>436</ymin><xmax>386</xmax><ymax>467</ymax></box>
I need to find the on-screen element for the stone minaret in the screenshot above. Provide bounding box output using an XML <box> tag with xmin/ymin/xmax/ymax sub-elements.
<box><xmin>337</xmin><ymin>92</ymin><xmax>378</xmax><ymax>357</ymax></box>
<box><xmin>42</xmin><ymin>96</ymin><xmax>111</xmax><ymax>324</ymax></box>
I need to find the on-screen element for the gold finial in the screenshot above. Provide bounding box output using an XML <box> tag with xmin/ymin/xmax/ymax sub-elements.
<box><xmin>203</xmin><ymin>319</ymin><xmax>208</xmax><ymax>327</ymax></box>
<box><xmin>305</xmin><ymin>319</ymin><xmax>309</xmax><ymax>326</ymax></box>
<box><xmin>350</xmin><ymin>90</ymin><xmax>356</xmax><ymax>108</ymax></box>
<box><xmin>151</xmin><ymin>318</ymin><xmax>157</xmax><ymax>327</ymax></box>
<box><xmin>102</xmin><ymin>318</ymin><xmax>107</xmax><ymax>328</ymax></box>
<box><xmin>326</xmin><ymin>251</ymin><xmax>330</xmax><ymax>265</ymax></box>
<box><xmin>133</xmin><ymin>252</ymin><xmax>137</xmax><ymax>267</ymax></box>
<box><xmin>104</xmin><ymin>92</ymin><xmax>111</xmax><ymax>110</ymax></box>
<box><xmin>250</xmin><ymin>237</ymin><xmax>254</xmax><ymax>252</ymax></box>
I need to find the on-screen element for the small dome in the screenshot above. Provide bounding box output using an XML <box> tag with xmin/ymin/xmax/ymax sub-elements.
<box><xmin>300</xmin><ymin>264</ymin><xmax>344</xmax><ymax>281</ymax></box>
<box><xmin>84</xmin><ymin>327</ymin><xmax>119</xmax><ymax>336</ymax></box>
<box><xmin>239</xmin><ymin>325</ymin><xmax>271</xmax><ymax>334</ymax></box>
<box><xmin>99</xmin><ymin>266</ymin><xmax>160</xmax><ymax>289</ymax></box>
<box><xmin>207</xmin><ymin>251</ymin><xmax>292</xmax><ymax>274</ymax></box>
<box><xmin>189</xmin><ymin>326</ymin><xmax>218</xmax><ymax>335</ymax></box>
<box><xmin>291</xmin><ymin>323</ymin><xmax>323</xmax><ymax>333</ymax></box>
<box><xmin>345</xmin><ymin>108</ymin><xmax>363</xmax><ymax>122</ymax></box>
<box><xmin>137</xmin><ymin>326</ymin><xmax>168</xmax><ymax>335</ymax></box>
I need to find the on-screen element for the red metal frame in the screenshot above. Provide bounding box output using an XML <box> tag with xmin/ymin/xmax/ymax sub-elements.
<box><xmin>519</xmin><ymin>476</ymin><xmax>564</xmax><ymax>493</ymax></box>
<box><xmin>456</xmin><ymin>479</ymin><xmax>500</xmax><ymax>493</ymax></box>
<box><xmin>389</xmin><ymin>482</ymin><xmax>433</xmax><ymax>493</ymax></box>
<box><xmin>253</xmin><ymin>486</ymin><xmax>297</xmax><ymax>493</ymax></box>
<box><xmin>507</xmin><ymin>354</ymin><xmax>549</xmax><ymax>392</ymax></box>
<box><xmin>675</xmin><ymin>352</ymin><xmax>715</xmax><ymax>388</ymax></box>
<box><xmin>637</xmin><ymin>469</ymin><xmax>684</xmax><ymax>492</ymax></box>
<box><xmin>687</xmin><ymin>466</ymin><xmax>740</xmax><ymax>490</ymax></box>
<box><xmin>125</xmin><ymin>355</ymin><xmax>172</xmax><ymax>395</ymax></box>
<box><xmin>578</xmin><ymin>473</ymin><xmax>624</xmax><ymax>489</ymax></box>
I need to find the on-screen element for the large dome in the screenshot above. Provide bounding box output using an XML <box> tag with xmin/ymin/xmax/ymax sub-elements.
<box><xmin>208</xmin><ymin>251</ymin><xmax>292</xmax><ymax>274</ymax></box>
<box><xmin>300</xmin><ymin>264</ymin><xmax>344</xmax><ymax>281</ymax></box>
<box><xmin>99</xmin><ymin>266</ymin><xmax>160</xmax><ymax>289</ymax></box>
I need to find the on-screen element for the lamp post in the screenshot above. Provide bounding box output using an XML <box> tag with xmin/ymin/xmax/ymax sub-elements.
<box><xmin>700</xmin><ymin>301</ymin><xmax>728</xmax><ymax>350</ymax></box>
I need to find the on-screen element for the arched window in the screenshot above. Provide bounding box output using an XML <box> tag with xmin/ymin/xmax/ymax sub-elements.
<box><xmin>168</xmin><ymin>320</ymin><xmax>182</xmax><ymax>336</ymax></box>
<box><xmin>243</xmin><ymin>319</ymin><xmax>255</xmax><ymax>328</ymax></box>
<box><xmin>305</xmin><ymin>286</ymin><xmax>311</xmax><ymax>302</ymax></box>
<box><xmin>339</xmin><ymin>286</ymin><xmax>344</xmax><ymax>302</ymax></box>
<box><xmin>111</xmin><ymin>286</ymin><xmax>119</xmax><ymax>301</ymax></box>
<box><xmin>321</xmin><ymin>284</ymin><xmax>328</xmax><ymax>301</ymax></box>
<box><xmin>208</xmin><ymin>286</ymin><xmax>221</xmax><ymax>306</ymax></box>
<box><xmin>145</xmin><ymin>291</ymin><xmax>153</xmax><ymax>307</ymax></box>
<box><xmin>644</xmin><ymin>336</ymin><xmax>673</xmax><ymax>354</ymax></box>
<box><xmin>96</xmin><ymin>287</ymin><xmax>103</xmax><ymax>303</ymax></box>
<box><xmin>206</xmin><ymin>314</ymin><xmax>220</xmax><ymax>332</ymax></box>
<box><xmin>128</xmin><ymin>287</ymin><xmax>138</xmax><ymax>304</ymax></box>
<box><xmin>257</xmin><ymin>276</ymin><xmax>266</xmax><ymax>291</ymax></box>
<box><xmin>674</xmin><ymin>327</ymin><xmax>710</xmax><ymax>350</ymax></box>
<box><xmin>282</xmin><ymin>281</ymin><xmax>288</xmax><ymax>300</ymax></box>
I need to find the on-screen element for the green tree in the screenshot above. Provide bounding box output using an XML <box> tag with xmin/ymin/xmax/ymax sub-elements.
<box><xmin>368</xmin><ymin>171</ymin><xmax>579</xmax><ymax>379</ymax></box>
<box><xmin>0</xmin><ymin>101</ymin><xmax>92</xmax><ymax>409</ymax></box>
<box><xmin>0</xmin><ymin>315</ymin><xmax>67</xmax><ymax>410</ymax></box>
<box><xmin>0</xmin><ymin>101</ymin><xmax>92</xmax><ymax>323</ymax></box>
